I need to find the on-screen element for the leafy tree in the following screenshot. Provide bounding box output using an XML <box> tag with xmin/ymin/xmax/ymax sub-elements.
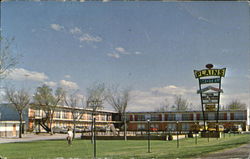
<box><xmin>5</xmin><ymin>87</ymin><xmax>30</xmax><ymax>138</ymax></box>
<box><xmin>227</xmin><ymin>99</ymin><xmax>247</xmax><ymax>110</ymax></box>
<box><xmin>33</xmin><ymin>84</ymin><xmax>65</xmax><ymax>134</ymax></box>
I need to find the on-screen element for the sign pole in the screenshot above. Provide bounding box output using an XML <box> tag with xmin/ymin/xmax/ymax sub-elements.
<box><xmin>198</xmin><ymin>77</ymin><xmax>206</xmax><ymax>131</ymax></box>
<box><xmin>216</xmin><ymin>76</ymin><xmax>222</xmax><ymax>132</ymax></box>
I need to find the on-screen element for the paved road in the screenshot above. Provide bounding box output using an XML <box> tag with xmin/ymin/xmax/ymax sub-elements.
<box><xmin>0</xmin><ymin>133</ymin><xmax>81</xmax><ymax>144</ymax></box>
<box><xmin>197</xmin><ymin>142</ymin><xmax>250</xmax><ymax>159</ymax></box>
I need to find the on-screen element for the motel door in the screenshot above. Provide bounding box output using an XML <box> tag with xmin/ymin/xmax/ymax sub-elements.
<box><xmin>13</xmin><ymin>124</ymin><xmax>17</xmax><ymax>137</ymax></box>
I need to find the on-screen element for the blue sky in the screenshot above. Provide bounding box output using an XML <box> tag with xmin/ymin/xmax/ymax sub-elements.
<box><xmin>1</xmin><ymin>1</ymin><xmax>250</xmax><ymax>111</ymax></box>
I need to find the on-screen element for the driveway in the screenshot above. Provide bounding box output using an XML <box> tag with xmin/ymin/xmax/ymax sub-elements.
<box><xmin>198</xmin><ymin>142</ymin><xmax>250</xmax><ymax>159</ymax></box>
<box><xmin>0</xmin><ymin>133</ymin><xmax>81</xmax><ymax>144</ymax></box>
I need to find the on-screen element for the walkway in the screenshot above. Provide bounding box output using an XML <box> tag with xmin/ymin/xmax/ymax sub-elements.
<box><xmin>0</xmin><ymin>133</ymin><xmax>81</xmax><ymax>144</ymax></box>
<box><xmin>198</xmin><ymin>142</ymin><xmax>250</xmax><ymax>159</ymax></box>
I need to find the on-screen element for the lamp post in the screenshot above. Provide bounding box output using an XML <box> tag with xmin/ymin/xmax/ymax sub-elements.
<box><xmin>147</xmin><ymin>119</ymin><xmax>151</xmax><ymax>153</ymax></box>
<box><xmin>177</xmin><ymin>121</ymin><xmax>179</xmax><ymax>148</ymax></box>
<box><xmin>93</xmin><ymin>117</ymin><xmax>96</xmax><ymax>159</ymax></box>
<box><xmin>195</xmin><ymin>123</ymin><xmax>198</xmax><ymax>145</ymax></box>
<box><xmin>87</xmin><ymin>99</ymin><xmax>102</xmax><ymax>144</ymax></box>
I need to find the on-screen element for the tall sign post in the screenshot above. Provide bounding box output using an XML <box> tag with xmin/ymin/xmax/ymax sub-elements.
<box><xmin>194</xmin><ymin>64</ymin><xmax>226</xmax><ymax>133</ymax></box>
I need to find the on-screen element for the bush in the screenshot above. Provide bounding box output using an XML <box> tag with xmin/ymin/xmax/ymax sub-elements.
<box><xmin>188</xmin><ymin>131</ymin><xmax>193</xmax><ymax>138</ymax></box>
<box><xmin>168</xmin><ymin>134</ymin><xmax>173</xmax><ymax>141</ymax></box>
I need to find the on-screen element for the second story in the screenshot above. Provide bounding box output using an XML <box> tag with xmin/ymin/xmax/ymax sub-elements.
<box><xmin>127</xmin><ymin>109</ymin><xmax>249</xmax><ymax>122</ymax></box>
<box><xmin>28</xmin><ymin>105</ymin><xmax>116</xmax><ymax>122</ymax></box>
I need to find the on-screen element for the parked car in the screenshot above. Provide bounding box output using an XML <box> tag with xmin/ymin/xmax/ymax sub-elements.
<box><xmin>231</xmin><ymin>125</ymin><xmax>242</xmax><ymax>133</ymax></box>
<box><xmin>150</xmin><ymin>127</ymin><xmax>158</xmax><ymax>131</ymax></box>
<box><xmin>52</xmin><ymin>126</ymin><xmax>67</xmax><ymax>134</ymax></box>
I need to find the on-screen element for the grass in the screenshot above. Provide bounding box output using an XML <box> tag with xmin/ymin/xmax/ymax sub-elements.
<box><xmin>0</xmin><ymin>134</ymin><xmax>250</xmax><ymax>159</ymax></box>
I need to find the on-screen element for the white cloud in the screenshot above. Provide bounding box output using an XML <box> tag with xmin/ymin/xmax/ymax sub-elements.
<box><xmin>64</xmin><ymin>75</ymin><xmax>71</xmax><ymax>78</ymax></box>
<box><xmin>221</xmin><ymin>93</ymin><xmax>250</xmax><ymax>108</ymax></box>
<box><xmin>70</xmin><ymin>27</ymin><xmax>82</xmax><ymax>34</ymax></box>
<box><xmin>115</xmin><ymin>47</ymin><xmax>130</xmax><ymax>55</ymax></box>
<box><xmin>59</xmin><ymin>80</ymin><xmax>79</xmax><ymax>90</ymax></box>
<box><xmin>128</xmin><ymin>85</ymin><xmax>199</xmax><ymax>111</ymax></box>
<box><xmin>107</xmin><ymin>53</ymin><xmax>120</xmax><ymax>59</ymax></box>
<box><xmin>115</xmin><ymin>47</ymin><xmax>125</xmax><ymax>53</ymax></box>
<box><xmin>79</xmin><ymin>34</ymin><xmax>102</xmax><ymax>43</ymax></box>
<box><xmin>135</xmin><ymin>51</ymin><xmax>142</xmax><ymax>55</ymax></box>
<box><xmin>50</xmin><ymin>24</ymin><xmax>64</xmax><ymax>31</ymax></box>
<box><xmin>44</xmin><ymin>81</ymin><xmax>57</xmax><ymax>87</ymax></box>
<box><xmin>7</xmin><ymin>68</ymin><xmax>48</xmax><ymax>82</ymax></box>
<box><xmin>151</xmin><ymin>85</ymin><xmax>195</xmax><ymax>96</ymax></box>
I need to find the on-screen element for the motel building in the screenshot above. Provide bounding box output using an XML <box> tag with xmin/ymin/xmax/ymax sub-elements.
<box><xmin>0</xmin><ymin>104</ymin><xmax>27</xmax><ymax>137</ymax></box>
<box><xmin>0</xmin><ymin>103</ymin><xmax>250</xmax><ymax>136</ymax></box>
<box><xmin>27</xmin><ymin>105</ymin><xmax>117</xmax><ymax>133</ymax></box>
<box><xmin>126</xmin><ymin>109</ymin><xmax>250</xmax><ymax>132</ymax></box>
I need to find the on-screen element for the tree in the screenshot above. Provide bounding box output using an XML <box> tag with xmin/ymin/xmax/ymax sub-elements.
<box><xmin>33</xmin><ymin>84</ymin><xmax>65</xmax><ymax>134</ymax></box>
<box><xmin>107</xmin><ymin>85</ymin><xmax>131</xmax><ymax>140</ymax></box>
<box><xmin>155</xmin><ymin>98</ymin><xmax>171</xmax><ymax>112</ymax></box>
<box><xmin>86</xmin><ymin>83</ymin><xmax>106</xmax><ymax>143</ymax></box>
<box><xmin>5</xmin><ymin>87</ymin><xmax>30</xmax><ymax>138</ymax></box>
<box><xmin>173</xmin><ymin>95</ymin><xmax>189</xmax><ymax>111</ymax></box>
<box><xmin>227</xmin><ymin>99</ymin><xmax>247</xmax><ymax>110</ymax></box>
<box><xmin>0</xmin><ymin>37</ymin><xmax>18</xmax><ymax>79</ymax></box>
<box><xmin>86</xmin><ymin>83</ymin><xmax>106</xmax><ymax>112</ymax></box>
<box><xmin>64</xmin><ymin>91</ymin><xmax>85</xmax><ymax>139</ymax></box>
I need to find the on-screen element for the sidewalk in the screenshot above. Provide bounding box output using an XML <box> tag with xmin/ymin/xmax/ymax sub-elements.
<box><xmin>197</xmin><ymin>142</ymin><xmax>250</xmax><ymax>159</ymax></box>
<box><xmin>0</xmin><ymin>133</ymin><xmax>81</xmax><ymax>144</ymax></box>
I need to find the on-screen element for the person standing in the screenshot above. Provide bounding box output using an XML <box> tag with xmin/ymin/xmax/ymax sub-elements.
<box><xmin>67</xmin><ymin>128</ymin><xmax>73</xmax><ymax>145</ymax></box>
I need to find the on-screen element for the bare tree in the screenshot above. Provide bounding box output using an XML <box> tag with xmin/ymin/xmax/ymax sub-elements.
<box><xmin>155</xmin><ymin>98</ymin><xmax>171</xmax><ymax>112</ymax></box>
<box><xmin>5</xmin><ymin>87</ymin><xmax>30</xmax><ymax>138</ymax></box>
<box><xmin>0</xmin><ymin>37</ymin><xmax>18</xmax><ymax>79</ymax></box>
<box><xmin>33</xmin><ymin>84</ymin><xmax>65</xmax><ymax>134</ymax></box>
<box><xmin>107</xmin><ymin>85</ymin><xmax>131</xmax><ymax>140</ymax></box>
<box><xmin>173</xmin><ymin>95</ymin><xmax>189</xmax><ymax>111</ymax></box>
<box><xmin>86</xmin><ymin>83</ymin><xmax>106</xmax><ymax>112</ymax></box>
<box><xmin>86</xmin><ymin>83</ymin><xmax>106</xmax><ymax>143</ymax></box>
<box><xmin>64</xmin><ymin>91</ymin><xmax>85</xmax><ymax>139</ymax></box>
<box><xmin>227</xmin><ymin>99</ymin><xmax>247</xmax><ymax>110</ymax></box>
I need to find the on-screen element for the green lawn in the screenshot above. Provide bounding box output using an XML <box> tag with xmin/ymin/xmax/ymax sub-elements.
<box><xmin>0</xmin><ymin>134</ymin><xmax>250</xmax><ymax>159</ymax></box>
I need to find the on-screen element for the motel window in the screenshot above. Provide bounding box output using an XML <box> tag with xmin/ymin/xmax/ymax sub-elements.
<box><xmin>200</xmin><ymin>113</ymin><xmax>208</xmax><ymax>120</ymax></box>
<box><xmin>219</xmin><ymin>113</ymin><xmax>225</xmax><ymax>120</ymax></box>
<box><xmin>107</xmin><ymin>115</ymin><xmax>112</xmax><ymax>121</ymax></box>
<box><xmin>167</xmin><ymin>114</ymin><xmax>176</xmax><ymax>121</ymax></box>
<box><xmin>182</xmin><ymin>114</ymin><xmax>190</xmax><ymax>121</ymax></box>
<box><xmin>150</xmin><ymin>124</ymin><xmax>159</xmax><ymax>129</ymax></box>
<box><xmin>62</xmin><ymin>111</ymin><xmax>67</xmax><ymax>119</ymax></box>
<box><xmin>234</xmin><ymin>112</ymin><xmax>244</xmax><ymax>120</ymax></box>
<box><xmin>35</xmin><ymin>110</ymin><xmax>40</xmax><ymax>117</ymax></box>
<box><xmin>208</xmin><ymin>113</ymin><xmax>215</xmax><ymax>120</ymax></box>
<box><xmin>137</xmin><ymin>124</ymin><xmax>145</xmax><ymax>130</ymax></box>
<box><xmin>176</xmin><ymin>114</ymin><xmax>182</xmax><ymax>121</ymax></box>
<box><xmin>87</xmin><ymin>113</ymin><xmax>92</xmax><ymax>120</ymax></box>
<box><xmin>136</xmin><ymin>115</ymin><xmax>145</xmax><ymax>121</ymax></box>
<box><xmin>182</xmin><ymin>123</ymin><xmax>189</xmax><ymax>131</ymax></box>
<box><xmin>151</xmin><ymin>114</ymin><xmax>160</xmax><ymax>121</ymax></box>
<box><xmin>101</xmin><ymin>115</ymin><xmax>106</xmax><ymax>121</ymax></box>
<box><xmin>55</xmin><ymin>111</ymin><xmax>61</xmax><ymax>119</ymax></box>
<box><xmin>166</xmin><ymin>123</ymin><xmax>176</xmax><ymax>131</ymax></box>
